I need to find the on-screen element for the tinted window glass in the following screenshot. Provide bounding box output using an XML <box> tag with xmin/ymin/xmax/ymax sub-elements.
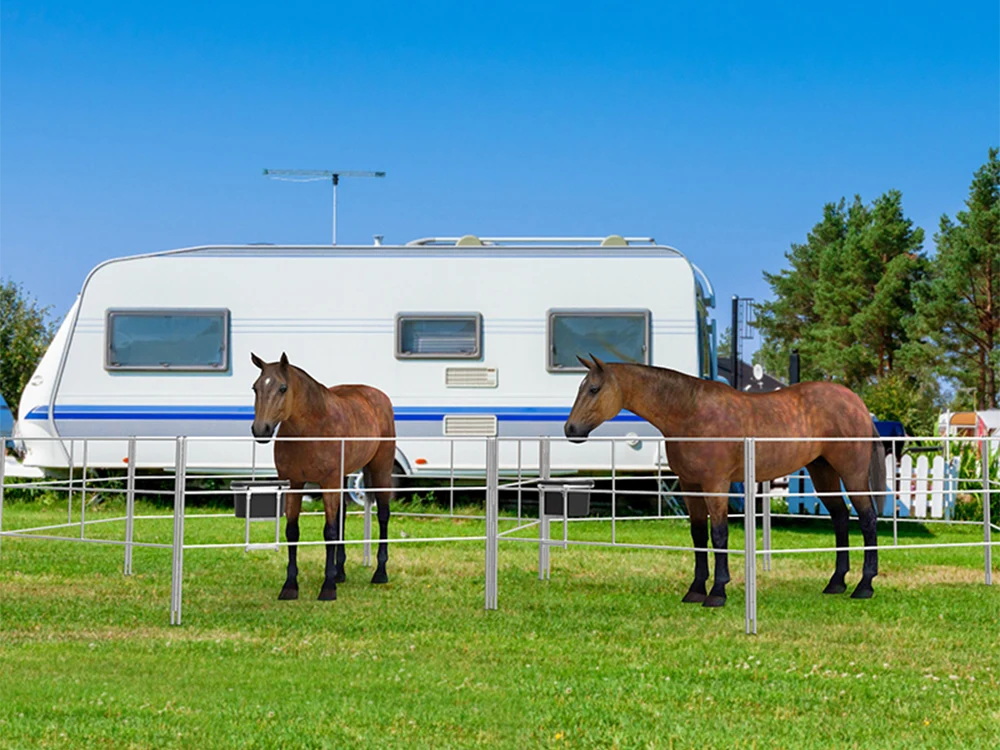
<box><xmin>549</xmin><ymin>311</ymin><xmax>649</xmax><ymax>370</ymax></box>
<box><xmin>397</xmin><ymin>315</ymin><xmax>481</xmax><ymax>358</ymax></box>
<box><xmin>107</xmin><ymin>310</ymin><xmax>229</xmax><ymax>370</ymax></box>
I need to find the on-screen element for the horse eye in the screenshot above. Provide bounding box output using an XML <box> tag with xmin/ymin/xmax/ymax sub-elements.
<box><xmin>278</xmin><ymin>384</ymin><xmax>288</xmax><ymax>394</ymax></box>
<box><xmin>589</xmin><ymin>386</ymin><xmax>600</xmax><ymax>395</ymax></box>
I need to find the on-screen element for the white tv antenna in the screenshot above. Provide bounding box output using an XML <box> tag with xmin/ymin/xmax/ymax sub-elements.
<box><xmin>262</xmin><ymin>168</ymin><xmax>386</xmax><ymax>244</ymax></box>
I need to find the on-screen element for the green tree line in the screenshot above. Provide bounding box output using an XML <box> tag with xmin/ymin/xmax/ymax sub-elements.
<box><xmin>756</xmin><ymin>148</ymin><xmax>999</xmax><ymax>433</ymax></box>
<box><xmin>0</xmin><ymin>280</ymin><xmax>58</xmax><ymax>412</ymax></box>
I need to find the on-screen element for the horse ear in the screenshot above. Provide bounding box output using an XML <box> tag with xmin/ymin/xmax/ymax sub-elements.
<box><xmin>279</xmin><ymin>352</ymin><xmax>289</xmax><ymax>369</ymax></box>
<box><xmin>576</xmin><ymin>355</ymin><xmax>593</xmax><ymax>370</ymax></box>
<box><xmin>589</xmin><ymin>353</ymin><xmax>606</xmax><ymax>372</ymax></box>
<box><xmin>251</xmin><ymin>352</ymin><xmax>264</xmax><ymax>369</ymax></box>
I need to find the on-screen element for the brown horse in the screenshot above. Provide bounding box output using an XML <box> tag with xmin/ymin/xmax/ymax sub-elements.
<box><xmin>564</xmin><ymin>356</ymin><xmax>886</xmax><ymax>607</ymax></box>
<box><xmin>251</xmin><ymin>353</ymin><xmax>396</xmax><ymax>601</ymax></box>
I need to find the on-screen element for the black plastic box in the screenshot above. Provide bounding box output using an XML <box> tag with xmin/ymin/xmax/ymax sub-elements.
<box><xmin>231</xmin><ymin>480</ymin><xmax>290</xmax><ymax>520</ymax></box>
<box><xmin>538</xmin><ymin>479</ymin><xmax>594</xmax><ymax>518</ymax></box>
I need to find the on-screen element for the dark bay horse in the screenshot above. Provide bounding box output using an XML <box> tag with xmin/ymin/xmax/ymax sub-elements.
<box><xmin>564</xmin><ymin>357</ymin><xmax>886</xmax><ymax>607</ymax></box>
<box><xmin>251</xmin><ymin>353</ymin><xmax>396</xmax><ymax>601</ymax></box>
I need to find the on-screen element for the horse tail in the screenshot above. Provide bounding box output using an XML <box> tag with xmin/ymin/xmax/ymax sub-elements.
<box><xmin>869</xmin><ymin>425</ymin><xmax>887</xmax><ymax>516</ymax></box>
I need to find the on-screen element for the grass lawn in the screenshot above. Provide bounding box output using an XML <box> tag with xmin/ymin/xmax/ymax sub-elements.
<box><xmin>1</xmin><ymin>496</ymin><xmax>998</xmax><ymax>749</ymax></box>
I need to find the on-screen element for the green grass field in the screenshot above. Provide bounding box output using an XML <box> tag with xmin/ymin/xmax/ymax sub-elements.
<box><xmin>2</xmin><ymin>496</ymin><xmax>998</xmax><ymax>749</ymax></box>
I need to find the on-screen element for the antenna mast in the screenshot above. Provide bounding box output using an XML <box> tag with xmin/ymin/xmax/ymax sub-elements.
<box><xmin>262</xmin><ymin>168</ymin><xmax>386</xmax><ymax>244</ymax></box>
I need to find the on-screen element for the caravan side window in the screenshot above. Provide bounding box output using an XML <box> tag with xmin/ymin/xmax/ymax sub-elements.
<box><xmin>395</xmin><ymin>313</ymin><xmax>482</xmax><ymax>359</ymax></box>
<box><xmin>547</xmin><ymin>309</ymin><xmax>650</xmax><ymax>372</ymax></box>
<box><xmin>106</xmin><ymin>309</ymin><xmax>230</xmax><ymax>371</ymax></box>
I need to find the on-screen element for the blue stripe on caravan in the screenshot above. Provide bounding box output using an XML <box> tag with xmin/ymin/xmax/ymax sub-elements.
<box><xmin>25</xmin><ymin>405</ymin><xmax>645</xmax><ymax>423</ymax></box>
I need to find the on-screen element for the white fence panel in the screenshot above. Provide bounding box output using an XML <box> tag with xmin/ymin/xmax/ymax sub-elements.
<box><xmin>897</xmin><ymin>455</ymin><xmax>914</xmax><ymax>515</ymax></box>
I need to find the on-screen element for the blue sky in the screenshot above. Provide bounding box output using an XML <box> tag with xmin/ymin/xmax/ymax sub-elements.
<box><xmin>2</xmin><ymin>1</ymin><xmax>997</xmax><ymax>358</ymax></box>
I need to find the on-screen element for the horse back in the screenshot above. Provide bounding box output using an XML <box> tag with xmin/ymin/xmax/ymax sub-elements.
<box><xmin>325</xmin><ymin>384</ymin><xmax>396</xmax><ymax>439</ymax></box>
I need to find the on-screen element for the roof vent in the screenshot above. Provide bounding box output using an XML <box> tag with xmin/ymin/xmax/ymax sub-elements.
<box><xmin>455</xmin><ymin>235</ymin><xmax>484</xmax><ymax>247</ymax></box>
<box><xmin>601</xmin><ymin>234</ymin><xmax>627</xmax><ymax>247</ymax></box>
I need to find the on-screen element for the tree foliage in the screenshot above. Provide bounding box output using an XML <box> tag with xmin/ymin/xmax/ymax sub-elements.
<box><xmin>911</xmin><ymin>149</ymin><xmax>1000</xmax><ymax>409</ymax></box>
<box><xmin>756</xmin><ymin>191</ymin><xmax>926</xmax><ymax>389</ymax></box>
<box><xmin>0</xmin><ymin>280</ymin><xmax>58</xmax><ymax>412</ymax></box>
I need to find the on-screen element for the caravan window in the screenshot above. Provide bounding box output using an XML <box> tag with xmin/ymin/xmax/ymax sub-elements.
<box><xmin>547</xmin><ymin>309</ymin><xmax>650</xmax><ymax>371</ymax></box>
<box><xmin>396</xmin><ymin>313</ymin><xmax>482</xmax><ymax>359</ymax></box>
<box><xmin>106</xmin><ymin>309</ymin><xmax>230</xmax><ymax>371</ymax></box>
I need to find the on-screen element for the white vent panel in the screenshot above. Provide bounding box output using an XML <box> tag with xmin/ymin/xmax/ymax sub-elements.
<box><xmin>445</xmin><ymin>367</ymin><xmax>498</xmax><ymax>388</ymax></box>
<box><xmin>443</xmin><ymin>415</ymin><xmax>498</xmax><ymax>437</ymax></box>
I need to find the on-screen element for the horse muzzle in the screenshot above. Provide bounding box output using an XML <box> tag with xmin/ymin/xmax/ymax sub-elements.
<box><xmin>251</xmin><ymin>422</ymin><xmax>275</xmax><ymax>444</ymax></box>
<box><xmin>564</xmin><ymin>421</ymin><xmax>591</xmax><ymax>444</ymax></box>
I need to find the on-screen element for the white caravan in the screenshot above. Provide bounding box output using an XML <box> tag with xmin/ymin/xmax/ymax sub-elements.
<box><xmin>16</xmin><ymin>236</ymin><xmax>719</xmax><ymax>477</ymax></box>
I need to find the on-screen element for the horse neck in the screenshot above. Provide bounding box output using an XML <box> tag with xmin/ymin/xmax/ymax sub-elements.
<box><xmin>611</xmin><ymin>363</ymin><xmax>701</xmax><ymax>437</ymax></box>
<box><xmin>283</xmin><ymin>367</ymin><xmax>331</xmax><ymax>433</ymax></box>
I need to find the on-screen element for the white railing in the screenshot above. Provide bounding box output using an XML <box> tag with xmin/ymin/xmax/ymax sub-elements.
<box><xmin>1</xmin><ymin>433</ymin><xmax>995</xmax><ymax>635</ymax></box>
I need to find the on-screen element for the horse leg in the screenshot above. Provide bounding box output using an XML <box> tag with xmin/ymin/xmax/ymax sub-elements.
<box><xmin>681</xmin><ymin>484</ymin><xmax>708</xmax><ymax>603</ymax></box>
<box><xmin>367</xmin><ymin>443</ymin><xmax>395</xmax><ymax>585</ymax></box>
<box><xmin>333</xmin><ymin>495</ymin><xmax>347</xmax><ymax>584</ymax></box>
<box><xmin>278</xmin><ymin>482</ymin><xmax>304</xmax><ymax>600</ymax></box>
<box><xmin>705</xmin><ymin>487</ymin><xmax>731</xmax><ymax>608</ymax></box>
<box><xmin>319</xmin><ymin>478</ymin><xmax>344</xmax><ymax>601</ymax></box>
<box><xmin>809</xmin><ymin>459</ymin><xmax>850</xmax><ymax>595</ymax></box>
<box><xmin>844</xmin><ymin>476</ymin><xmax>878</xmax><ymax>599</ymax></box>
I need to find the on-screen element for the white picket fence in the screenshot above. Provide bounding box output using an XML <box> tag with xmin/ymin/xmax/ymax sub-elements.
<box><xmin>787</xmin><ymin>453</ymin><xmax>955</xmax><ymax>520</ymax></box>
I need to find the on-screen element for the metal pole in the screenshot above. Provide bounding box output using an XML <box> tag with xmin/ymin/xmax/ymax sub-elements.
<box><xmin>539</xmin><ymin>440</ymin><xmax>551</xmax><ymax>580</ymax></box>
<box><xmin>611</xmin><ymin>440</ymin><xmax>616</xmax><ymax>544</ymax></box>
<box><xmin>516</xmin><ymin>440</ymin><xmax>523</xmax><ymax>526</ymax></box>
<box><xmin>334</xmin><ymin>177</ymin><xmax>340</xmax><ymax>245</ymax></box>
<box><xmin>0</xmin><ymin>443</ymin><xmax>6</xmax><ymax>558</ymax></box>
<box><xmin>983</xmin><ymin>437</ymin><xmax>993</xmax><ymax>586</ymax></box>
<box><xmin>762</xmin><ymin>480</ymin><xmax>771</xmax><ymax>572</ymax></box>
<box><xmin>890</xmin><ymin>439</ymin><xmax>898</xmax><ymax>546</ymax></box>
<box><xmin>170</xmin><ymin>438</ymin><xmax>187</xmax><ymax>625</ymax></box>
<box><xmin>124</xmin><ymin>437</ymin><xmax>136</xmax><ymax>575</ymax></box>
<box><xmin>363</xmin><ymin>498</ymin><xmax>373</xmax><ymax>567</ymax></box>
<box><xmin>744</xmin><ymin>438</ymin><xmax>757</xmax><ymax>635</ymax></box>
<box><xmin>67</xmin><ymin>440</ymin><xmax>74</xmax><ymax>524</ymax></box>
<box><xmin>485</xmin><ymin>437</ymin><xmax>499</xmax><ymax>610</ymax></box>
<box><xmin>730</xmin><ymin>296</ymin><xmax>739</xmax><ymax>389</ymax></box>
<box><xmin>79</xmin><ymin>440</ymin><xmax>88</xmax><ymax>539</ymax></box>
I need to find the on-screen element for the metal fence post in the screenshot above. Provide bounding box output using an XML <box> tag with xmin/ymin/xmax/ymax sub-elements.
<box><xmin>538</xmin><ymin>440</ymin><xmax>551</xmax><ymax>579</ymax></box>
<box><xmin>0</xmin><ymin>445</ymin><xmax>5</xmax><ymax>558</ymax></box>
<box><xmin>67</xmin><ymin>440</ymin><xmax>74</xmax><ymax>524</ymax></box>
<box><xmin>983</xmin><ymin>437</ymin><xmax>993</xmax><ymax>586</ymax></box>
<box><xmin>124</xmin><ymin>437</ymin><xmax>136</xmax><ymax>575</ymax></box>
<box><xmin>762</xmin><ymin>480</ymin><xmax>771</xmax><ymax>572</ymax></box>
<box><xmin>485</xmin><ymin>437</ymin><xmax>499</xmax><ymax>610</ymax></box>
<box><xmin>79</xmin><ymin>440</ymin><xmax>88</xmax><ymax>539</ymax></box>
<box><xmin>743</xmin><ymin>438</ymin><xmax>757</xmax><ymax>635</ymax></box>
<box><xmin>890</xmin><ymin>439</ymin><xmax>898</xmax><ymax>545</ymax></box>
<box><xmin>363</xmin><ymin>498</ymin><xmax>373</xmax><ymax>568</ymax></box>
<box><xmin>170</xmin><ymin>437</ymin><xmax>187</xmax><ymax>625</ymax></box>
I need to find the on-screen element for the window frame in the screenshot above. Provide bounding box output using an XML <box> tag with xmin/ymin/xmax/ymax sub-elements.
<box><xmin>104</xmin><ymin>308</ymin><xmax>231</xmax><ymax>372</ymax></box>
<box><xmin>546</xmin><ymin>308</ymin><xmax>652</xmax><ymax>373</ymax></box>
<box><xmin>394</xmin><ymin>312</ymin><xmax>483</xmax><ymax>360</ymax></box>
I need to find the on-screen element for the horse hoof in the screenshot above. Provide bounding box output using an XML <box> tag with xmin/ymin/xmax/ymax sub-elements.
<box><xmin>702</xmin><ymin>595</ymin><xmax>727</xmax><ymax>608</ymax></box>
<box><xmin>334</xmin><ymin>572</ymin><xmax>346</xmax><ymax>584</ymax></box>
<box><xmin>278</xmin><ymin>587</ymin><xmax>299</xmax><ymax>601</ymax></box>
<box><xmin>317</xmin><ymin>587</ymin><xmax>338</xmax><ymax>601</ymax></box>
<box><xmin>681</xmin><ymin>590</ymin><xmax>707</xmax><ymax>603</ymax></box>
<box><xmin>371</xmin><ymin>571</ymin><xmax>389</xmax><ymax>585</ymax></box>
<box><xmin>850</xmin><ymin>586</ymin><xmax>873</xmax><ymax>599</ymax></box>
<box><xmin>822</xmin><ymin>582</ymin><xmax>847</xmax><ymax>595</ymax></box>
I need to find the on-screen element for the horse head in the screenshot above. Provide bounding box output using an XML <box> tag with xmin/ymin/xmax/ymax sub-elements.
<box><xmin>250</xmin><ymin>352</ymin><xmax>293</xmax><ymax>443</ymax></box>
<box><xmin>564</xmin><ymin>355</ymin><xmax>623</xmax><ymax>443</ymax></box>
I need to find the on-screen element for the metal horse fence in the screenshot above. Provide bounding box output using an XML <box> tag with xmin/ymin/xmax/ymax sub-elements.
<box><xmin>0</xmin><ymin>433</ymin><xmax>996</xmax><ymax>634</ymax></box>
